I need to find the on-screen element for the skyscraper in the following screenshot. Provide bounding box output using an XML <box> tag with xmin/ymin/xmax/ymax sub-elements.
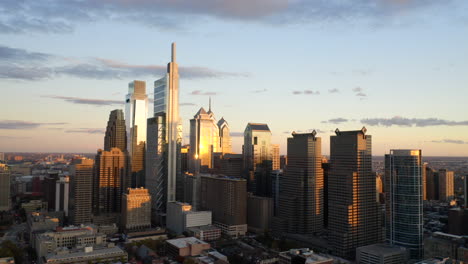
<box><xmin>328</xmin><ymin>128</ymin><xmax>380</xmax><ymax>259</ymax></box>
<box><xmin>189</xmin><ymin>106</ymin><xmax>219</xmax><ymax>170</ymax></box>
<box><xmin>385</xmin><ymin>149</ymin><xmax>423</xmax><ymax>261</ymax></box>
<box><xmin>275</xmin><ymin>131</ymin><xmax>324</xmax><ymax>234</ymax></box>
<box><xmin>217</xmin><ymin>117</ymin><xmax>232</xmax><ymax>154</ymax></box>
<box><xmin>125</xmin><ymin>80</ymin><xmax>148</xmax><ymax>188</ymax></box>
<box><xmin>272</xmin><ymin>144</ymin><xmax>280</xmax><ymax>170</ymax></box>
<box><xmin>243</xmin><ymin>123</ymin><xmax>272</xmax><ymax>172</ymax></box>
<box><xmin>0</xmin><ymin>161</ymin><xmax>11</xmax><ymax>211</ymax></box>
<box><xmin>438</xmin><ymin>169</ymin><xmax>454</xmax><ymax>201</ymax></box>
<box><xmin>426</xmin><ymin>166</ymin><xmax>437</xmax><ymax>200</ymax></box>
<box><xmin>121</xmin><ymin>188</ymin><xmax>151</xmax><ymax>231</ymax></box>
<box><xmin>93</xmin><ymin>148</ymin><xmax>126</xmax><ymax>215</ymax></box>
<box><xmin>146</xmin><ymin>43</ymin><xmax>182</xmax><ymax>222</ymax></box>
<box><xmin>104</xmin><ymin>109</ymin><xmax>127</xmax><ymax>152</ymax></box>
<box><xmin>70</xmin><ymin>158</ymin><xmax>94</xmax><ymax>225</ymax></box>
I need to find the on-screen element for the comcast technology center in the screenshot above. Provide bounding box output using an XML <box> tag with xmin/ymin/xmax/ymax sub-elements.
<box><xmin>385</xmin><ymin>149</ymin><xmax>423</xmax><ymax>261</ymax></box>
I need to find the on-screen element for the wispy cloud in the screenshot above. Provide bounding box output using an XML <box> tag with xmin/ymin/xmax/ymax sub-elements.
<box><xmin>431</xmin><ymin>139</ymin><xmax>468</xmax><ymax>145</ymax></box>
<box><xmin>191</xmin><ymin>90</ymin><xmax>217</xmax><ymax>96</ymax></box>
<box><xmin>0</xmin><ymin>120</ymin><xmax>67</xmax><ymax>129</ymax></box>
<box><xmin>65</xmin><ymin>128</ymin><xmax>105</xmax><ymax>134</ymax></box>
<box><xmin>231</xmin><ymin>132</ymin><xmax>244</xmax><ymax>137</ymax></box>
<box><xmin>0</xmin><ymin>0</ymin><xmax>460</xmax><ymax>34</ymax></box>
<box><xmin>0</xmin><ymin>45</ymin><xmax>248</xmax><ymax>81</ymax></box>
<box><xmin>292</xmin><ymin>90</ymin><xmax>320</xmax><ymax>95</ymax></box>
<box><xmin>180</xmin><ymin>103</ymin><xmax>197</xmax><ymax>106</ymax></box>
<box><xmin>361</xmin><ymin>116</ymin><xmax>468</xmax><ymax>127</ymax></box>
<box><xmin>352</xmin><ymin>87</ymin><xmax>367</xmax><ymax>97</ymax></box>
<box><xmin>322</xmin><ymin>118</ymin><xmax>348</xmax><ymax>124</ymax></box>
<box><xmin>353</xmin><ymin>87</ymin><xmax>363</xmax><ymax>92</ymax></box>
<box><xmin>42</xmin><ymin>95</ymin><xmax>123</xmax><ymax>106</ymax></box>
<box><xmin>252</xmin><ymin>89</ymin><xmax>268</xmax><ymax>93</ymax></box>
<box><xmin>328</xmin><ymin>88</ymin><xmax>340</xmax><ymax>93</ymax></box>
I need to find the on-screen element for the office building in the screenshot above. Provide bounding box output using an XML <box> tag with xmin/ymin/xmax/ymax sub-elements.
<box><xmin>423</xmin><ymin>163</ymin><xmax>427</xmax><ymax>200</ymax></box>
<box><xmin>448</xmin><ymin>208</ymin><xmax>468</xmax><ymax>235</ymax></box>
<box><xmin>278</xmin><ymin>248</ymin><xmax>333</xmax><ymax>264</ymax></box>
<box><xmin>181</xmin><ymin>145</ymin><xmax>190</xmax><ymax>173</ymax></box>
<box><xmin>42</xmin><ymin>245</ymin><xmax>127</xmax><ymax>264</ymax></box>
<box><xmin>187</xmin><ymin>225</ymin><xmax>221</xmax><ymax>241</ymax></box>
<box><xmin>146</xmin><ymin>43</ymin><xmax>182</xmax><ymax>222</ymax></box>
<box><xmin>424</xmin><ymin>232</ymin><xmax>466</xmax><ymax>261</ymax></box>
<box><xmin>69</xmin><ymin>158</ymin><xmax>94</xmax><ymax>225</ymax></box>
<box><xmin>272</xmin><ymin>144</ymin><xmax>280</xmax><ymax>170</ymax></box>
<box><xmin>275</xmin><ymin>132</ymin><xmax>324</xmax><ymax>234</ymax></box>
<box><xmin>328</xmin><ymin>128</ymin><xmax>381</xmax><ymax>259</ymax></box>
<box><xmin>93</xmin><ymin>148</ymin><xmax>126</xmax><ymax>215</ymax></box>
<box><xmin>218</xmin><ymin>117</ymin><xmax>232</xmax><ymax>154</ymax></box>
<box><xmin>43</xmin><ymin>173</ymin><xmax>59</xmax><ymax>211</ymax></box>
<box><xmin>356</xmin><ymin>244</ymin><xmax>408</xmax><ymax>264</ymax></box>
<box><xmin>247</xmin><ymin>193</ymin><xmax>273</xmax><ymax>233</ymax></box>
<box><xmin>220</xmin><ymin>154</ymin><xmax>243</xmax><ymax>177</ymax></box>
<box><xmin>426</xmin><ymin>166</ymin><xmax>438</xmax><ymax>200</ymax></box>
<box><xmin>189</xmin><ymin>105</ymin><xmax>220</xmax><ymax>170</ymax></box>
<box><xmin>200</xmin><ymin>174</ymin><xmax>247</xmax><ymax>237</ymax></box>
<box><xmin>166</xmin><ymin>202</ymin><xmax>212</xmax><ymax>234</ymax></box>
<box><xmin>438</xmin><ymin>169</ymin><xmax>454</xmax><ymax>201</ymax></box>
<box><xmin>126</xmin><ymin>80</ymin><xmax>148</xmax><ymax>188</ymax></box>
<box><xmin>243</xmin><ymin>123</ymin><xmax>272</xmax><ymax>171</ymax></box>
<box><xmin>0</xmin><ymin>152</ymin><xmax>4</xmax><ymax>162</ymax></box>
<box><xmin>55</xmin><ymin>176</ymin><xmax>69</xmax><ymax>216</ymax></box>
<box><xmin>0</xmin><ymin>162</ymin><xmax>11</xmax><ymax>211</ymax></box>
<box><xmin>254</xmin><ymin>160</ymin><xmax>273</xmax><ymax>197</ymax></box>
<box><xmin>104</xmin><ymin>109</ymin><xmax>127</xmax><ymax>152</ymax></box>
<box><xmin>385</xmin><ymin>150</ymin><xmax>423</xmax><ymax>261</ymax></box>
<box><xmin>121</xmin><ymin>188</ymin><xmax>152</xmax><ymax>231</ymax></box>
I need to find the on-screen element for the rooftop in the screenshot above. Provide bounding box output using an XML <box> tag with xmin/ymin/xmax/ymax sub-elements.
<box><xmin>357</xmin><ymin>243</ymin><xmax>407</xmax><ymax>256</ymax></box>
<box><xmin>247</xmin><ymin>123</ymin><xmax>270</xmax><ymax>132</ymax></box>
<box><xmin>167</xmin><ymin>237</ymin><xmax>209</xmax><ymax>249</ymax></box>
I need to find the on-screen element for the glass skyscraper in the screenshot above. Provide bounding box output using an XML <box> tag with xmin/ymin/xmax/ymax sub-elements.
<box><xmin>125</xmin><ymin>80</ymin><xmax>148</xmax><ymax>187</ymax></box>
<box><xmin>385</xmin><ymin>149</ymin><xmax>423</xmax><ymax>261</ymax></box>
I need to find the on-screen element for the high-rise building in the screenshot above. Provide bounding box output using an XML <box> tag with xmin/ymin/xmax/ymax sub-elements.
<box><xmin>385</xmin><ymin>149</ymin><xmax>423</xmax><ymax>261</ymax></box>
<box><xmin>55</xmin><ymin>176</ymin><xmax>70</xmax><ymax>216</ymax></box>
<box><xmin>189</xmin><ymin>106</ymin><xmax>219</xmax><ymax>170</ymax></box>
<box><xmin>243</xmin><ymin>123</ymin><xmax>272</xmax><ymax>172</ymax></box>
<box><xmin>146</xmin><ymin>43</ymin><xmax>182</xmax><ymax>222</ymax></box>
<box><xmin>465</xmin><ymin>176</ymin><xmax>468</xmax><ymax>207</ymax></box>
<box><xmin>422</xmin><ymin>163</ymin><xmax>427</xmax><ymax>200</ymax></box>
<box><xmin>70</xmin><ymin>158</ymin><xmax>94</xmax><ymax>225</ymax></box>
<box><xmin>0</xmin><ymin>152</ymin><xmax>4</xmax><ymax>161</ymax></box>
<box><xmin>104</xmin><ymin>109</ymin><xmax>127</xmax><ymax>152</ymax></box>
<box><xmin>328</xmin><ymin>128</ymin><xmax>381</xmax><ymax>259</ymax></box>
<box><xmin>438</xmin><ymin>169</ymin><xmax>454</xmax><ymax>201</ymax></box>
<box><xmin>272</xmin><ymin>144</ymin><xmax>280</xmax><ymax>170</ymax></box>
<box><xmin>125</xmin><ymin>80</ymin><xmax>148</xmax><ymax>188</ymax></box>
<box><xmin>275</xmin><ymin>132</ymin><xmax>324</xmax><ymax>234</ymax></box>
<box><xmin>220</xmin><ymin>154</ymin><xmax>243</xmax><ymax>177</ymax></box>
<box><xmin>200</xmin><ymin>174</ymin><xmax>247</xmax><ymax>237</ymax></box>
<box><xmin>218</xmin><ymin>117</ymin><xmax>232</xmax><ymax>154</ymax></box>
<box><xmin>0</xmin><ymin>161</ymin><xmax>11</xmax><ymax>211</ymax></box>
<box><xmin>121</xmin><ymin>188</ymin><xmax>151</xmax><ymax>231</ymax></box>
<box><xmin>426</xmin><ymin>166</ymin><xmax>438</xmax><ymax>200</ymax></box>
<box><xmin>93</xmin><ymin>148</ymin><xmax>126</xmax><ymax>215</ymax></box>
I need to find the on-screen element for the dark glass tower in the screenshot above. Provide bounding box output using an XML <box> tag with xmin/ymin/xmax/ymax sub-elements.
<box><xmin>104</xmin><ymin>109</ymin><xmax>127</xmax><ymax>152</ymax></box>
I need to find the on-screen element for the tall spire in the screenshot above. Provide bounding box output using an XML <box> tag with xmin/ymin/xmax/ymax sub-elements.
<box><xmin>209</xmin><ymin>97</ymin><xmax>211</xmax><ymax>112</ymax></box>
<box><xmin>171</xmin><ymin>42</ymin><xmax>176</xmax><ymax>63</ymax></box>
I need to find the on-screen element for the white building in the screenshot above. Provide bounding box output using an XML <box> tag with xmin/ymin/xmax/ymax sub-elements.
<box><xmin>166</xmin><ymin>202</ymin><xmax>212</xmax><ymax>234</ymax></box>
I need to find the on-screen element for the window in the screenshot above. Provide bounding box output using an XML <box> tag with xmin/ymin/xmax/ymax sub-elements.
<box><xmin>254</xmin><ymin>137</ymin><xmax>258</xmax><ymax>145</ymax></box>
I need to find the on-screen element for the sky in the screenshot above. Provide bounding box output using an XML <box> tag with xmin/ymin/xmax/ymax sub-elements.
<box><xmin>1</xmin><ymin>0</ymin><xmax>468</xmax><ymax>156</ymax></box>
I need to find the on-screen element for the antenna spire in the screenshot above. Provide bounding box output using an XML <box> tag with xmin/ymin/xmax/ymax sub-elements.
<box><xmin>209</xmin><ymin>97</ymin><xmax>212</xmax><ymax>112</ymax></box>
<box><xmin>171</xmin><ymin>42</ymin><xmax>176</xmax><ymax>62</ymax></box>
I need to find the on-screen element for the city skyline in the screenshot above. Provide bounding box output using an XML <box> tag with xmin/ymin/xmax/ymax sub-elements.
<box><xmin>1</xmin><ymin>1</ymin><xmax>468</xmax><ymax>156</ymax></box>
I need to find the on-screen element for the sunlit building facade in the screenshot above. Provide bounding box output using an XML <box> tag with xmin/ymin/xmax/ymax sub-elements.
<box><xmin>275</xmin><ymin>132</ymin><xmax>324</xmax><ymax>234</ymax></box>
<box><xmin>121</xmin><ymin>188</ymin><xmax>151</xmax><ymax>231</ymax></box>
<box><xmin>243</xmin><ymin>123</ymin><xmax>272</xmax><ymax>171</ymax></box>
<box><xmin>438</xmin><ymin>169</ymin><xmax>454</xmax><ymax>201</ymax></box>
<box><xmin>0</xmin><ymin>162</ymin><xmax>11</xmax><ymax>211</ymax></box>
<box><xmin>218</xmin><ymin>117</ymin><xmax>232</xmax><ymax>154</ymax></box>
<box><xmin>385</xmin><ymin>149</ymin><xmax>423</xmax><ymax>261</ymax></box>
<box><xmin>189</xmin><ymin>106</ymin><xmax>220</xmax><ymax>170</ymax></box>
<box><xmin>328</xmin><ymin>128</ymin><xmax>381</xmax><ymax>259</ymax></box>
<box><xmin>104</xmin><ymin>109</ymin><xmax>127</xmax><ymax>152</ymax></box>
<box><xmin>125</xmin><ymin>80</ymin><xmax>148</xmax><ymax>187</ymax></box>
<box><xmin>146</xmin><ymin>43</ymin><xmax>182</xmax><ymax>222</ymax></box>
<box><xmin>70</xmin><ymin>158</ymin><xmax>94</xmax><ymax>225</ymax></box>
<box><xmin>272</xmin><ymin>144</ymin><xmax>280</xmax><ymax>170</ymax></box>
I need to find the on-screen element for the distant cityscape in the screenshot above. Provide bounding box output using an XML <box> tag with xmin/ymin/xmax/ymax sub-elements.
<box><xmin>1</xmin><ymin>43</ymin><xmax>468</xmax><ymax>264</ymax></box>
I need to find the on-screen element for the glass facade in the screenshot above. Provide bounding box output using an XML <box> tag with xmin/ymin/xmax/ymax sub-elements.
<box><xmin>385</xmin><ymin>149</ymin><xmax>423</xmax><ymax>261</ymax></box>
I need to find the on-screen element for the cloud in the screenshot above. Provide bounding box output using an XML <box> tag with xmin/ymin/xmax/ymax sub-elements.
<box><xmin>328</xmin><ymin>88</ymin><xmax>340</xmax><ymax>93</ymax></box>
<box><xmin>431</xmin><ymin>139</ymin><xmax>468</xmax><ymax>145</ymax></box>
<box><xmin>361</xmin><ymin>116</ymin><xmax>468</xmax><ymax>127</ymax></box>
<box><xmin>292</xmin><ymin>90</ymin><xmax>320</xmax><ymax>95</ymax></box>
<box><xmin>65</xmin><ymin>128</ymin><xmax>106</xmax><ymax>134</ymax></box>
<box><xmin>352</xmin><ymin>87</ymin><xmax>363</xmax><ymax>92</ymax></box>
<box><xmin>0</xmin><ymin>45</ymin><xmax>247</xmax><ymax>81</ymax></box>
<box><xmin>356</xmin><ymin>92</ymin><xmax>367</xmax><ymax>97</ymax></box>
<box><xmin>0</xmin><ymin>120</ymin><xmax>67</xmax><ymax>129</ymax></box>
<box><xmin>180</xmin><ymin>103</ymin><xmax>197</xmax><ymax>106</ymax></box>
<box><xmin>42</xmin><ymin>95</ymin><xmax>123</xmax><ymax>106</ymax></box>
<box><xmin>0</xmin><ymin>0</ymin><xmax>459</xmax><ymax>34</ymax></box>
<box><xmin>322</xmin><ymin>118</ymin><xmax>348</xmax><ymax>124</ymax></box>
<box><xmin>0</xmin><ymin>135</ymin><xmax>31</xmax><ymax>139</ymax></box>
<box><xmin>252</xmin><ymin>89</ymin><xmax>268</xmax><ymax>93</ymax></box>
<box><xmin>230</xmin><ymin>132</ymin><xmax>244</xmax><ymax>137</ymax></box>
<box><xmin>191</xmin><ymin>90</ymin><xmax>217</xmax><ymax>96</ymax></box>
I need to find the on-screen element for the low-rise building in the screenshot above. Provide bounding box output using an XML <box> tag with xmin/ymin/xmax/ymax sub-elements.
<box><xmin>424</xmin><ymin>232</ymin><xmax>466</xmax><ymax>260</ymax></box>
<box><xmin>27</xmin><ymin>211</ymin><xmax>60</xmax><ymax>242</ymax></box>
<box><xmin>166</xmin><ymin>202</ymin><xmax>212</xmax><ymax>235</ymax></box>
<box><xmin>166</xmin><ymin>237</ymin><xmax>210</xmax><ymax>258</ymax></box>
<box><xmin>356</xmin><ymin>244</ymin><xmax>408</xmax><ymax>264</ymax></box>
<box><xmin>43</xmin><ymin>244</ymin><xmax>128</xmax><ymax>264</ymax></box>
<box><xmin>186</xmin><ymin>225</ymin><xmax>221</xmax><ymax>241</ymax></box>
<box><xmin>278</xmin><ymin>248</ymin><xmax>333</xmax><ymax>264</ymax></box>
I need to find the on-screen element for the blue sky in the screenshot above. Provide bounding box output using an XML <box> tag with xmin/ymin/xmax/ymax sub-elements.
<box><xmin>1</xmin><ymin>0</ymin><xmax>468</xmax><ymax>156</ymax></box>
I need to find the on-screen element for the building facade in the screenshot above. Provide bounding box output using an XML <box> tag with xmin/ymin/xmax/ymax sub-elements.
<box><xmin>125</xmin><ymin>80</ymin><xmax>148</xmax><ymax>188</ymax></box>
<box><xmin>275</xmin><ymin>132</ymin><xmax>324</xmax><ymax>234</ymax></box>
<box><xmin>104</xmin><ymin>109</ymin><xmax>127</xmax><ymax>153</ymax></box>
<box><xmin>438</xmin><ymin>169</ymin><xmax>454</xmax><ymax>201</ymax></box>
<box><xmin>218</xmin><ymin>117</ymin><xmax>232</xmax><ymax>154</ymax></box>
<box><xmin>356</xmin><ymin>244</ymin><xmax>408</xmax><ymax>264</ymax></box>
<box><xmin>69</xmin><ymin>158</ymin><xmax>94</xmax><ymax>225</ymax></box>
<box><xmin>55</xmin><ymin>176</ymin><xmax>69</xmax><ymax>216</ymax></box>
<box><xmin>0</xmin><ymin>162</ymin><xmax>11</xmax><ymax>211</ymax></box>
<box><xmin>272</xmin><ymin>144</ymin><xmax>280</xmax><ymax>171</ymax></box>
<box><xmin>385</xmin><ymin>149</ymin><xmax>423</xmax><ymax>261</ymax></box>
<box><xmin>243</xmin><ymin>123</ymin><xmax>272</xmax><ymax>172</ymax></box>
<box><xmin>121</xmin><ymin>188</ymin><xmax>151</xmax><ymax>231</ymax></box>
<box><xmin>189</xmin><ymin>106</ymin><xmax>220</xmax><ymax>170</ymax></box>
<box><xmin>328</xmin><ymin>128</ymin><xmax>381</xmax><ymax>259</ymax></box>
